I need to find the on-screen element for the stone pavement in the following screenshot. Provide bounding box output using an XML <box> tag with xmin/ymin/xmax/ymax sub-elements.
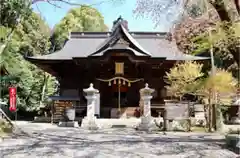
<box><xmin>0</xmin><ymin>121</ymin><xmax>238</xmax><ymax>158</ymax></box>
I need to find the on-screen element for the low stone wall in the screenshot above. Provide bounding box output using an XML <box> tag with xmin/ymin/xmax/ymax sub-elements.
<box><xmin>225</xmin><ymin>134</ymin><xmax>240</xmax><ymax>154</ymax></box>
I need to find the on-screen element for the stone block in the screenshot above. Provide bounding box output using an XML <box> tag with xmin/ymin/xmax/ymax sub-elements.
<box><xmin>58</xmin><ymin>121</ymin><xmax>79</xmax><ymax>128</ymax></box>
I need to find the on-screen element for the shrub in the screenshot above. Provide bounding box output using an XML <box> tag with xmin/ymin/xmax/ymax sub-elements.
<box><xmin>0</xmin><ymin>119</ymin><xmax>13</xmax><ymax>134</ymax></box>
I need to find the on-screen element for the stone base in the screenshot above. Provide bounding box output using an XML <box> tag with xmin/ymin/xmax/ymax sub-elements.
<box><xmin>136</xmin><ymin>116</ymin><xmax>158</xmax><ymax>131</ymax></box>
<box><xmin>58</xmin><ymin>121</ymin><xmax>79</xmax><ymax>128</ymax></box>
<box><xmin>81</xmin><ymin>116</ymin><xmax>99</xmax><ymax>130</ymax></box>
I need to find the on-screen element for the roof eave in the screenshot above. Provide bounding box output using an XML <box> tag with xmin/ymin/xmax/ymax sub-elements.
<box><xmin>120</xmin><ymin>25</ymin><xmax>152</xmax><ymax>56</ymax></box>
<box><xmin>165</xmin><ymin>56</ymin><xmax>210</xmax><ymax>61</ymax></box>
<box><xmin>24</xmin><ymin>56</ymin><xmax>72</xmax><ymax>62</ymax></box>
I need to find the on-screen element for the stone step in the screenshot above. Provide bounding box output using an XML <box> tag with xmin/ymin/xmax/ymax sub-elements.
<box><xmin>111</xmin><ymin>125</ymin><xmax>127</xmax><ymax>128</ymax></box>
<box><xmin>95</xmin><ymin>118</ymin><xmax>141</xmax><ymax>128</ymax></box>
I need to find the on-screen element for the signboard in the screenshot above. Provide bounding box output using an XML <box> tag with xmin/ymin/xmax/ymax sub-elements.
<box><xmin>9</xmin><ymin>87</ymin><xmax>17</xmax><ymax>112</ymax></box>
<box><xmin>165</xmin><ymin>102</ymin><xmax>189</xmax><ymax>119</ymax></box>
<box><xmin>115</xmin><ymin>62</ymin><xmax>124</xmax><ymax>75</ymax></box>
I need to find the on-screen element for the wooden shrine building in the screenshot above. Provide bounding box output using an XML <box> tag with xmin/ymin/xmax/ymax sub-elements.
<box><xmin>25</xmin><ymin>17</ymin><xmax>207</xmax><ymax>119</ymax></box>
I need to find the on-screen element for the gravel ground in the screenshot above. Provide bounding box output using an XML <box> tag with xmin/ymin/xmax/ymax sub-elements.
<box><xmin>0</xmin><ymin>121</ymin><xmax>238</xmax><ymax>158</ymax></box>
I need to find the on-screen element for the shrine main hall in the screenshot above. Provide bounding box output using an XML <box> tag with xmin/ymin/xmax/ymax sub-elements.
<box><xmin>26</xmin><ymin>17</ymin><xmax>207</xmax><ymax>119</ymax></box>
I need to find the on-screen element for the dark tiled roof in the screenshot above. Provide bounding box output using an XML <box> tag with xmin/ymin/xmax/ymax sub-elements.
<box><xmin>49</xmin><ymin>96</ymin><xmax>80</xmax><ymax>101</ymax></box>
<box><xmin>26</xmin><ymin>19</ymin><xmax>209</xmax><ymax>61</ymax></box>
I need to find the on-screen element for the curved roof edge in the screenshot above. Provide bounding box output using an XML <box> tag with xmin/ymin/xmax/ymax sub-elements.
<box><xmin>24</xmin><ymin>54</ymin><xmax>72</xmax><ymax>61</ymax></box>
<box><xmin>90</xmin><ymin>47</ymin><xmax>152</xmax><ymax>57</ymax></box>
<box><xmin>165</xmin><ymin>55</ymin><xmax>210</xmax><ymax>61</ymax></box>
<box><xmin>120</xmin><ymin>25</ymin><xmax>152</xmax><ymax>56</ymax></box>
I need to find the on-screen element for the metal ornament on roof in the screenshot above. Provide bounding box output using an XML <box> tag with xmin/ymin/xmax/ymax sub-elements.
<box><xmin>119</xmin><ymin>38</ymin><xmax>129</xmax><ymax>45</ymax></box>
<box><xmin>97</xmin><ymin>77</ymin><xmax>143</xmax><ymax>87</ymax></box>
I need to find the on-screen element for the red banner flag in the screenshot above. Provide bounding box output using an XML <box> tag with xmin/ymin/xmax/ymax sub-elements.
<box><xmin>9</xmin><ymin>87</ymin><xmax>17</xmax><ymax>112</ymax></box>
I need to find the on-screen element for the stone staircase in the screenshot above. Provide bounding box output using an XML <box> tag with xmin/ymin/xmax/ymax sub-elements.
<box><xmin>96</xmin><ymin>118</ymin><xmax>141</xmax><ymax>128</ymax></box>
<box><xmin>110</xmin><ymin>107</ymin><xmax>140</xmax><ymax>118</ymax></box>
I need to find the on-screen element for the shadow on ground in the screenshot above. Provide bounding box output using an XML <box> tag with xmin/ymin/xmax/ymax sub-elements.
<box><xmin>1</xmin><ymin>128</ymin><xmax>233</xmax><ymax>157</ymax></box>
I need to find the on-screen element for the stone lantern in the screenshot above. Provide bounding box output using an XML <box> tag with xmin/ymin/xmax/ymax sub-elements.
<box><xmin>81</xmin><ymin>83</ymin><xmax>99</xmax><ymax>130</ymax></box>
<box><xmin>137</xmin><ymin>83</ymin><xmax>155</xmax><ymax>131</ymax></box>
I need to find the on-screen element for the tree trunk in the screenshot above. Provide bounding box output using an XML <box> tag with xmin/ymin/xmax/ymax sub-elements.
<box><xmin>230</xmin><ymin>46</ymin><xmax>240</xmax><ymax>66</ymax></box>
<box><xmin>40</xmin><ymin>73</ymin><xmax>49</xmax><ymax>106</ymax></box>
<box><xmin>187</xmin><ymin>101</ymin><xmax>191</xmax><ymax>132</ymax></box>
<box><xmin>0</xmin><ymin>28</ymin><xmax>15</xmax><ymax>55</ymax></box>
<box><xmin>204</xmin><ymin>104</ymin><xmax>209</xmax><ymax>129</ymax></box>
<box><xmin>212</xmin><ymin>104</ymin><xmax>217</xmax><ymax>130</ymax></box>
<box><xmin>215</xmin><ymin>105</ymin><xmax>224</xmax><ymax>131</ymax></box>
<box><xmin>163</xmin><ymin>109</ymin><xmax>167</xmax><ymax>131</ymax></box>
<box><xmin>235</xmin><ymin>0</ymin><xmax>240</xmax><ymax>15</ymax></box>
<box><xmin>208</xmin><ymin>93</ymin><xmax>213</xmax><ymax>132</ymax></box>
<box><xmin>208</xmin><ymin>0</ymin><xmax>240</xmax><ymax>64</ymax></box>
<box><xmin>208</xmin><ymin>104</ymin><xmax>213</xmax><ymax>132</ymax></box>
<box><xmin>208</xmin><ymin>0</ymin><xmax>240</xmax><ymax>22</ymax></box>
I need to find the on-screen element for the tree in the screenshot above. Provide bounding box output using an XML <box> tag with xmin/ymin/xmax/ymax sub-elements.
<box><xmin>194</xmin><ymin>69</ymin><xmax>237</xmax><ymax>131</ymax></box>
<box><xmin>165</xmin><ymin>61</ymin><xmax>237</xmax><ymax>131</ymax></box>
<box><xmin>134</xmin><ymin>0</ymin><xmax>240</xmax><ymax>65</ymax></box>
<box><xmin>51</xmin><ymin>5</ymin><xmax>108</xmax><ymax>51</ymax></box>
<box><xmin>31</xmin><ymin>0</ymin><xmax>119</xmax><ymax>6</ymax></box>
<box><xmin>0</xmin><ymin>12</ymin><xmax>57</xmax><ymax>112</ymax></box>
<box><xmin>0</xmin><ymin>0</ymin><xmax>32</xmax><ymax>56</ymax></box>
<box><xmin>1</xmin><ymin>0</ymin><xmax>110</xmax><ymax>113</ymax></box>
<box><xmin>165</xmin><ymin>61</ymin><xmax>204</xmax><ymax>100</ymax></box>
<box><xmin>164</xmin><ymin>61</ymin><xmax>204</xmax><ymax>131</ymax></box>
<box><xmin>0</xmin><ymin>0</ymin><xmax>31</xmax><ymax>28</ymax></box>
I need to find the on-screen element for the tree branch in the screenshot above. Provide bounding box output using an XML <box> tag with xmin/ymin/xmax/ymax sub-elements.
<box><xmin>32</xmin><ymin>0</ymin><xmax>117</xmax><ymax>7</ymax></box>
<box><xmin>46</xmin><ymin>0</ymin><xmax>61</xmax><ymax>8</ymax></box>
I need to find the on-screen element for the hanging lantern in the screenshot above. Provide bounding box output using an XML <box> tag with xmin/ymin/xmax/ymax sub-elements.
<box><xmin>128</xmin><ymin>82</ymin><xmax>131</xmax><ymax>87</ymax></box>
<box><xmin>108</xmin><ymin>81</ymin><xmax>111</xmax><ymax>86</ymax></box>
<box><xmin>113</xmin><ymin>79</ymin><xmax>116</xmax><ymax>84</ymax></box>
<box><xmin>123</xmin><ymin>80</ymin><xmax>126</xmax><ymax>85</ymax></box>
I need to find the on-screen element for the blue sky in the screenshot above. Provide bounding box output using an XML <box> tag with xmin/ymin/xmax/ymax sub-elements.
<box><xmin>32</xmin><ymin>0</ymin><xmax>171</xmax><ymax>32</ymax></box>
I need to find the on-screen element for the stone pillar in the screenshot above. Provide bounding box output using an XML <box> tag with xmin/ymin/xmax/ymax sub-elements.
<box><xmin>137</xmin><ymin>83</ymin><xmax>155</xmax><ymax>131</ymax></box>
<box><xmin>81</xmin><ymin>83</ymin><xmax>99</xmax><ymax>130</ymax></box>
<box><xmin>139</xmin><ymin>91</ymin><xmax>144</xmax><ymax>116</ymax></box>
<box><xmin>95</xmin><ymin>92</ymin><xmax>100</xmax><ymax>118</ymax></box>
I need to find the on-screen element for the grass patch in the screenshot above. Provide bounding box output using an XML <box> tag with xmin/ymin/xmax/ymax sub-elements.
<box><xmin>191</xmin><ymin>126</ymin><xmax>207</xmax><ymax>132</ymax></box>
<box><xmin>0</xmin><ymin>119</ymin><xmax>13</xmax><ymax>136</ymax></box>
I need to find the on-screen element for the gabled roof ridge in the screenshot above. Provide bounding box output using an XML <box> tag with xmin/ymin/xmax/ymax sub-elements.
<box><xmin>88</xmin><ymin>23</ymin><xmax>152</xmax><ymax>57</ymax></box>
<box><xmin>70</xmin><ymin>31</ymin><xmax>168</xmax><ymax>39</ymax></box>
